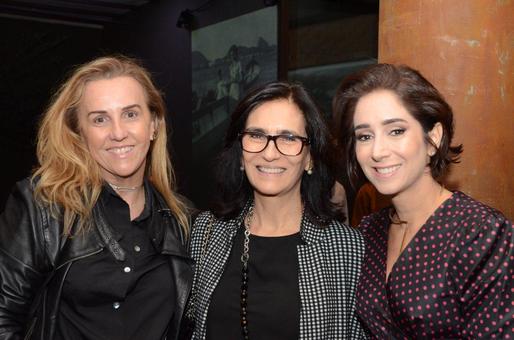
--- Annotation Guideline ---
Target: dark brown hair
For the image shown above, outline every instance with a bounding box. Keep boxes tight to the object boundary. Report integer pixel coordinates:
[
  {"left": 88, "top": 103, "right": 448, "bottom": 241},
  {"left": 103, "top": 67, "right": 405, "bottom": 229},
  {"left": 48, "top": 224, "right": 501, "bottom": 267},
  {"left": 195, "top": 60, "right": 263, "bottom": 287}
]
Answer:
[
  {"left": 333, "top": 63, "right": 462, "bottom": 187},
  {"left": 213, "top": 81, "right": 341, "bottom": 225}
]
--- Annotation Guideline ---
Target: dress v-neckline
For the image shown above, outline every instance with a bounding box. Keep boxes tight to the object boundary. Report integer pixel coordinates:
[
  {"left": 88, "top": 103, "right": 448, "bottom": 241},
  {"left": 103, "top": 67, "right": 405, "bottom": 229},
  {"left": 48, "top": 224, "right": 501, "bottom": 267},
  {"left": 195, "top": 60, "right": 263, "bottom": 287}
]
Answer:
[{"left": 384, "top": 193, "right": 454, "bottom": 285}]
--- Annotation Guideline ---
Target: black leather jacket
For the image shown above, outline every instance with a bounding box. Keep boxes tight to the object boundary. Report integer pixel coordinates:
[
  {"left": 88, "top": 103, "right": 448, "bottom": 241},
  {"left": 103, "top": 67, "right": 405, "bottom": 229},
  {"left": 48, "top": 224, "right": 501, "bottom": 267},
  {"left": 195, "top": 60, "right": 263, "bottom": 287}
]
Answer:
[{"left": 0, "top": 178, "right": 193, "bottom": 340}]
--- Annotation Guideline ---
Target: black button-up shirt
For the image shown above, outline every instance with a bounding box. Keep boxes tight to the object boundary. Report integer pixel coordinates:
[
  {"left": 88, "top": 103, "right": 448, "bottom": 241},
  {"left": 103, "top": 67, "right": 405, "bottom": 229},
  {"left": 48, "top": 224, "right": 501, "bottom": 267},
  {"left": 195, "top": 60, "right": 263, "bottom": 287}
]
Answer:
[{"left": 56, "top": 182, "right": 175, "bottom": 340}]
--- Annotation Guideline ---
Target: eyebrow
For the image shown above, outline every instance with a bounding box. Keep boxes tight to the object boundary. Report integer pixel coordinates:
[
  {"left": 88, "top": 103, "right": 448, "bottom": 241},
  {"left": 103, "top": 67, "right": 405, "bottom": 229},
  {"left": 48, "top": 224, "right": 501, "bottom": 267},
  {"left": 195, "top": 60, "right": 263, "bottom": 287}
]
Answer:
[
  {"left": 354, "top": 118, "right": 408, "bottom": 131},
  {"left": 245, "top": 127, "right": 302, "bottom": 135},
  {"left": 87, "top": 104, "right": 141, "bottom": 116}
]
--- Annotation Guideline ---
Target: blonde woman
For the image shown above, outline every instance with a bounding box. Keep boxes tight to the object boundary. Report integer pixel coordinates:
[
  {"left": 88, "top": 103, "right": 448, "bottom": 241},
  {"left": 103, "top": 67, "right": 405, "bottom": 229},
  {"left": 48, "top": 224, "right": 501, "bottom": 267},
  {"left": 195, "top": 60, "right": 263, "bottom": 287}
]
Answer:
[{"left": 0, "top": 56, "right": 192, "bottom": 340}]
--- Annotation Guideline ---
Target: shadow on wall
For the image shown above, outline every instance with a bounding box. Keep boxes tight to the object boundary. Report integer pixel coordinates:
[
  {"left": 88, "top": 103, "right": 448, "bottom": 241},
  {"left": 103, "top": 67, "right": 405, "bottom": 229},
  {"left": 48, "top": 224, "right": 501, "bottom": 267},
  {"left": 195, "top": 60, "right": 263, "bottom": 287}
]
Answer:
[{"left": 0, "top": 18, "right": 102, "bottom": 210}]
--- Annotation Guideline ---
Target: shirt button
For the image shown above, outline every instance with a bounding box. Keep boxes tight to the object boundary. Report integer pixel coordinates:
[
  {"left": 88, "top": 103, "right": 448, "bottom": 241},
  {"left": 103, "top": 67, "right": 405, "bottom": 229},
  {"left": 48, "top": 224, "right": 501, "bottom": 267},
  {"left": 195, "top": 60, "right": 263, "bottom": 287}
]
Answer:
[
  {"left": 123, "top": 266, "right": 131, "bottom": 273},
  {"left": 113, "top": 302, "right": 120, "bottom": 309},
  {"left": 134, "top": 245, "right": 141, "bottom": 252}
]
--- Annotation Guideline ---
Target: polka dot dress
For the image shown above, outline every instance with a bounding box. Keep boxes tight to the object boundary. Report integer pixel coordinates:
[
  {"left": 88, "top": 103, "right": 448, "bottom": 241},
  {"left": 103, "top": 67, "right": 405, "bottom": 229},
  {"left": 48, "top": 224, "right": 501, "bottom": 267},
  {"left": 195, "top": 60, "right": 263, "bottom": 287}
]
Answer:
[{"left": 356, "top": 191, "right": 514, "bottom": 339}]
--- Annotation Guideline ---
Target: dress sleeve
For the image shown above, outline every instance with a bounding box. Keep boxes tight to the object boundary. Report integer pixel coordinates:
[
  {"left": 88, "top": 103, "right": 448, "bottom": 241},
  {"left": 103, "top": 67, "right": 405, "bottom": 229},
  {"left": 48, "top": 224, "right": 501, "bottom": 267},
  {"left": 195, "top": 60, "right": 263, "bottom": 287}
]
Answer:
[
  {"left": 449, "top": 211, "right": 514, "bottom": 338},
  {"left": 0, "top": 182, "right": 49, "bottom": 339}
]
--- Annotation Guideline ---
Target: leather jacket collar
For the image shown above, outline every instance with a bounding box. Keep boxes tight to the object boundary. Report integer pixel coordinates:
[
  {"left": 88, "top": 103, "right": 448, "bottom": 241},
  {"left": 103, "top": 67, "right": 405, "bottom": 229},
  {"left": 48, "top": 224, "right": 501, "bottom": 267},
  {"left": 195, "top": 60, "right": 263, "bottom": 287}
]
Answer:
[{"left": 55, "top": 184, "right": 190, "bottom": 269}]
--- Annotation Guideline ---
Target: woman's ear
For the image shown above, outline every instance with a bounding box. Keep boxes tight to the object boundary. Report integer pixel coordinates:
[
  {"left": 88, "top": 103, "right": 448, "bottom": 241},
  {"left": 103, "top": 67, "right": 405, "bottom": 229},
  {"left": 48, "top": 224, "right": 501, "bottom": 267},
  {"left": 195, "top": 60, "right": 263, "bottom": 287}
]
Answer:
[
  {"left": 428, "top": 122, "right": 443, "bottom": 157},
  {"left": 427, "top": 122, "right": 443, "bottom": 155},
  {"left": 305, "top": 156, "right": 313, "bottom": 175},
  {"left": 150, "top": 115, "right": 160, "bottom": 141}
]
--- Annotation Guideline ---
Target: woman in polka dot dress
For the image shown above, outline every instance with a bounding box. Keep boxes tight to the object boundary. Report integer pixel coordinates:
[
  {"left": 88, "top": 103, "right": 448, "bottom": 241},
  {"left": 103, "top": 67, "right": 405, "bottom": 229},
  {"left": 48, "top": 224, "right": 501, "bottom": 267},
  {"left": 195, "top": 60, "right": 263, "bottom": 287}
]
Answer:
[{"left": 333, "top": 63, "right": 513, "bottom": 339}]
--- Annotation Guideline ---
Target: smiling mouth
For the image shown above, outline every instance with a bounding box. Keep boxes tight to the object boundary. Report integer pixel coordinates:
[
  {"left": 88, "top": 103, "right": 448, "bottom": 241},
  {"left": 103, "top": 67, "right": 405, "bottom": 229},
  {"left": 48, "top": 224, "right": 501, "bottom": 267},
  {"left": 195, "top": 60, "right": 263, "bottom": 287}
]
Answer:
[
  {"left": 108, "top": 146, "right": 134, "bottom": 155},
  {"left": 257, "top": 166, "right": 285, "bottom": 174},
  {"left": 374, "top": 165, "right": 401, "bottom": 175}
]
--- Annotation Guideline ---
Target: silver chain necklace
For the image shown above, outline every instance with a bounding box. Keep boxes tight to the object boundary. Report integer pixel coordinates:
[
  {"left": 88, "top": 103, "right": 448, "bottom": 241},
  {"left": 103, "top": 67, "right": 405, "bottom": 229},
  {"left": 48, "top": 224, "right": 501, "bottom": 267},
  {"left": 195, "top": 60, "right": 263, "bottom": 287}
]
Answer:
[
  {"left": 107, "top": 182, "right": 142, "bottom": 192},
  {"left": 240, "top": 204, "right": 303, "bottom": 339},
  {"left": 240, "top": 205, "right": 253, "bottom": 339}
]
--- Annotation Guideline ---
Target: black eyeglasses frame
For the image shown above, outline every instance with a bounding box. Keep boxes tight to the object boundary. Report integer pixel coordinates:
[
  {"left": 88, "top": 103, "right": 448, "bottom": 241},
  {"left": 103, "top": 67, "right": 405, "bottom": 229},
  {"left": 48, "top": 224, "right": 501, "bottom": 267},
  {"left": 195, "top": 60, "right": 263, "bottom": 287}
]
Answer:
[{"left": 238, "top": 130, "right": 310, "bottom": 156}]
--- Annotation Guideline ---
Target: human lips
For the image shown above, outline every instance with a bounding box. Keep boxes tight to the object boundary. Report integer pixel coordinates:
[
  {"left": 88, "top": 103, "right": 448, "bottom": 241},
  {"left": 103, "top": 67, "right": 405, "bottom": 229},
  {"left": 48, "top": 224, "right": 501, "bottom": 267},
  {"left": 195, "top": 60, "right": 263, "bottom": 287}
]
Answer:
[
  {"left": 256, "top": 166, "right": 285, "bottom": 174},
  {"left": 107, "top": 145, "right": 134, "bottom": 156},
  {"left": 373, "top": 165, "right": 401, "bottom": 176}
]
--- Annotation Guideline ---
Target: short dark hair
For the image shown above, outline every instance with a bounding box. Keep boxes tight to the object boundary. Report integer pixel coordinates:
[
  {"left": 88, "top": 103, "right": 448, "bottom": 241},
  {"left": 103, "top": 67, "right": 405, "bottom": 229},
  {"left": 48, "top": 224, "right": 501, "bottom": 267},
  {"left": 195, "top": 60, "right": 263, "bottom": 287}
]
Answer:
[
  {"left": 333, "top": 63, "right": 463, "bottom": 188},
  {"left": 213, "top": 81, "right": 341, "bottom": 225}
]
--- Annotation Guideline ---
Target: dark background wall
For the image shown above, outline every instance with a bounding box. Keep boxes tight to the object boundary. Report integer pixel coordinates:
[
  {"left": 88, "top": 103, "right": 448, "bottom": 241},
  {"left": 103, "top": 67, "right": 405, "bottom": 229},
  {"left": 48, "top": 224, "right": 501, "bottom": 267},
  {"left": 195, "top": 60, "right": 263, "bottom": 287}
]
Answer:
[
  {"left": 101, "top": 0, "right": 269, "bottom": 205},
  {"left": 0, "top": 17, "right": 102, "bottom": 210},
  {"left": 0, "top": 0, "right": 378, "bottom": 214},
  {"left": 0, "top": 0, "right": 268, "bottom": 210}
]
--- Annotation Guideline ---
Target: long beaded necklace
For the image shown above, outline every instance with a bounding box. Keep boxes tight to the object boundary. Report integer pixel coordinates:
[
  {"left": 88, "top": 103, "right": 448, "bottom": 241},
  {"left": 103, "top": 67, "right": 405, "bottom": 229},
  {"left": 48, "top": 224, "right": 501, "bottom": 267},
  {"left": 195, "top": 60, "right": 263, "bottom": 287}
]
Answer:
[
  {"left": 240, "top": 205, "right": 253, "bottom": 340},
  {"left": 240, "top": 204, "right": 303, "bottom": 340}
]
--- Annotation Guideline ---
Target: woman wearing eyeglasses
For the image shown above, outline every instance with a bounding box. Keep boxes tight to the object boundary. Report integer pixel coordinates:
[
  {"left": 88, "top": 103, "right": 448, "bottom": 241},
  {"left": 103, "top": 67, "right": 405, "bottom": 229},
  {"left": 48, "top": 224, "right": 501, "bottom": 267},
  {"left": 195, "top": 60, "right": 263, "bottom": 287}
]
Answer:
[{"left": 187, "top": 81, "right": 366, "bottom": 340}]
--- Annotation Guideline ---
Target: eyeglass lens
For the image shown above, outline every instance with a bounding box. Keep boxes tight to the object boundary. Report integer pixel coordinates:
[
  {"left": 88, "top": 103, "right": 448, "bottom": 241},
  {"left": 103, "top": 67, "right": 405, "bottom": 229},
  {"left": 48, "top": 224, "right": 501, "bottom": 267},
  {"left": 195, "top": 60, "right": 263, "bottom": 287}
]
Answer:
[{"left": 241, "top": 133, "right": 305, "bottom": 156}]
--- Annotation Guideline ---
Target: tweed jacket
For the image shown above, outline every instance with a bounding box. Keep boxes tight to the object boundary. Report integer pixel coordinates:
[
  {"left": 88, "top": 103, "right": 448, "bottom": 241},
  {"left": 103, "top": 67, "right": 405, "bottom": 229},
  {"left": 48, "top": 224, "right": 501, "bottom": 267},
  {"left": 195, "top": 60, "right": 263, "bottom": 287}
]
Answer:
[{"left": 189, "top": 207, "right": 367, "bottom": 340}]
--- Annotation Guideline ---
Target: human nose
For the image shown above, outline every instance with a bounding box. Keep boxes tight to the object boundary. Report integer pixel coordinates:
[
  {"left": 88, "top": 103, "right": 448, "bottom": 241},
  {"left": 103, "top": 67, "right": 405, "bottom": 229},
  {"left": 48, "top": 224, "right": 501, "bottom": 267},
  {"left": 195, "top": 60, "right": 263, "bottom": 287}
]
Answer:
[
  {"left": 261, "top": 136, "right": 281, "bottom": 160},
  {"left": 109, "top": 118, "right": 128, "bottom": 141},
  {"left": 370, "top": 135, "right": 390, "bottom": 162}
]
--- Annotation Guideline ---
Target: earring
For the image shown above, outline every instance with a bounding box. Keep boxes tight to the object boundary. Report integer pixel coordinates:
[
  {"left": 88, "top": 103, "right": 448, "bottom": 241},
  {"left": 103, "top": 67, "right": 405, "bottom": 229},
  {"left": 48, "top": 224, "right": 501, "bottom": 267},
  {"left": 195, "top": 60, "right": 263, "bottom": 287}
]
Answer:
[
  {"left": 428, "top": 149, "right": 435, "bottom": 156},
  {"left": 151, "top": 131, "right": 157, "bottom": 141},
  {"left": 240, "top": 164, "right": 244, "bottom": 171},
  {"left": 306, "top": 168, "right": 313, "bottom": 175}
]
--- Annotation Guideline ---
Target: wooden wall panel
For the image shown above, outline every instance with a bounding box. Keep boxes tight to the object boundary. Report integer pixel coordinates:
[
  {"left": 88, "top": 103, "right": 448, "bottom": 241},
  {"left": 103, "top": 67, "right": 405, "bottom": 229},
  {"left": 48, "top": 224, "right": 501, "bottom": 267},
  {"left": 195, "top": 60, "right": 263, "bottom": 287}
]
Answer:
[{"left": 379, "top": 0, "right": 513, "bottom": 219}]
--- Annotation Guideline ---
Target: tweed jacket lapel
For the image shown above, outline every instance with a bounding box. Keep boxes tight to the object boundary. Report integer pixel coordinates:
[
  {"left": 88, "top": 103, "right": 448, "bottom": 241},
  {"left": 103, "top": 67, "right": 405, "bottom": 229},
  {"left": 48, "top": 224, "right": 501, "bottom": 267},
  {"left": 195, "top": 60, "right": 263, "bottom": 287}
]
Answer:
[
  {"left": 197, "top": 218, "right": 238, "bottom": 317},
  {"left": 298, "top": 217, "right": 337, "bottom": 339},
  {"left": 297, "top": 216, "right": 366, "bottom": 339},
  {"left": 191, "top": 206, "right": 250, "bottom": 339}
]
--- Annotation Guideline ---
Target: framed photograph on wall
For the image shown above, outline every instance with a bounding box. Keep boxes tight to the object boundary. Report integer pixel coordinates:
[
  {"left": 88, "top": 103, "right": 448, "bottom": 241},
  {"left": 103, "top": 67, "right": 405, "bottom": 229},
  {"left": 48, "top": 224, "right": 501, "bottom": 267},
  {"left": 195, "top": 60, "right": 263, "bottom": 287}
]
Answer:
[
  {"left": 288, "top": 58, "right": 377, "bottom": 116},
  {"left": 191, "top": 5, "right": 278, "bottom": 207}
]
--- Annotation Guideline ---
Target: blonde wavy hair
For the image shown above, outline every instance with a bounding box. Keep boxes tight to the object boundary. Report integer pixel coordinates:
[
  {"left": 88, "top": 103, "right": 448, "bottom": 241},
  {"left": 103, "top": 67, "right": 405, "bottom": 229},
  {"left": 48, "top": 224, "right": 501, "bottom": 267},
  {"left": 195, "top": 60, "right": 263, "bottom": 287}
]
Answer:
[{"left": 33, "top": 55, "right": 189, "bottom": 236}]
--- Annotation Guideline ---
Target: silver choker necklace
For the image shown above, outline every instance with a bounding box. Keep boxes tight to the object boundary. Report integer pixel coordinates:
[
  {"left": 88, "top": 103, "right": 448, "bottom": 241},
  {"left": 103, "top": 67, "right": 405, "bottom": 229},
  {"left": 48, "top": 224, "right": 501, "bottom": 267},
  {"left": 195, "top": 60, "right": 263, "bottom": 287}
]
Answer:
[{"left": 107, "top": 182, "right": 142, "bottom": 192}]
